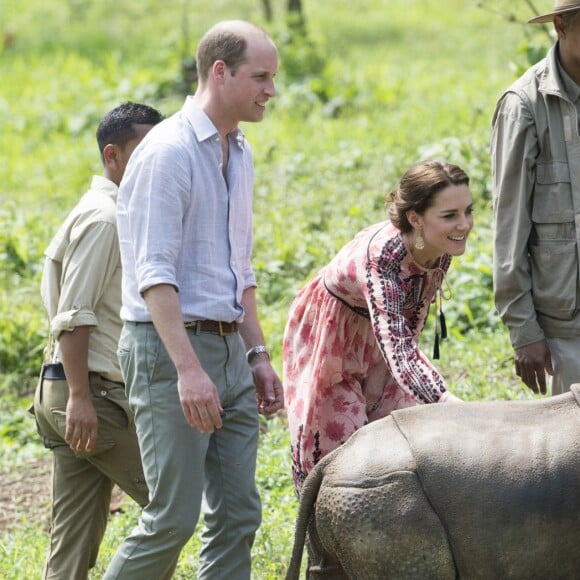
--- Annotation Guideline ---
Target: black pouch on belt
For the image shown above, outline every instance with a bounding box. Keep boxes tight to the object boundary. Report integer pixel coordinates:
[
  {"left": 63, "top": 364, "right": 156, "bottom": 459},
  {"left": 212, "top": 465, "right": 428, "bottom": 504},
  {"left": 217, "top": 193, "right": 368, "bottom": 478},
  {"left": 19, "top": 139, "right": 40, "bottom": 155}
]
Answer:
[{"left": 41, "top": 362, "right": 66, "bottom": 380}]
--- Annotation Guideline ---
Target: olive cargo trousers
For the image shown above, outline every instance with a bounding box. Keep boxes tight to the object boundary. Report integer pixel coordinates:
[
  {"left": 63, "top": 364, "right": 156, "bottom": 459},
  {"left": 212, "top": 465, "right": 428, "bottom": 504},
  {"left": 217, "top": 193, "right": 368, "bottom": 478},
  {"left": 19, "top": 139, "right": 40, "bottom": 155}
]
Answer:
[{"left": 33, "top": 370, "right": 149, "bottom": 580}]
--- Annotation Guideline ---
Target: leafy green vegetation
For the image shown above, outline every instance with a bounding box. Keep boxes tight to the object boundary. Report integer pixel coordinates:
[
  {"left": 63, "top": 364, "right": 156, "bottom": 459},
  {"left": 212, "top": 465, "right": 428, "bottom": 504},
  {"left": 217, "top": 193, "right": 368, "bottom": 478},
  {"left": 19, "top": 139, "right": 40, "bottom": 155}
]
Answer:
[{"left": 0, "top": 0, "right": 551, "bottom": 577}]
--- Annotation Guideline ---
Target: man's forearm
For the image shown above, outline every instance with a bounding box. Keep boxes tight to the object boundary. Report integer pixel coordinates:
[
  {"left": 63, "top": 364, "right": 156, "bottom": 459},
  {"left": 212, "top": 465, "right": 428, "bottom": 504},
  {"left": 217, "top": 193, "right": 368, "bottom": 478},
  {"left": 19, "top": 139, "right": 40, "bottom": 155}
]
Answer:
[
  {"left": 239, "top": 286, "right": 266, "bottom": 348},
  {"left": 143, "top": 284, "right": 204, "bottom": 373},
  {"left": 58, "top": 326, "right": 91, "bottom": 396}
]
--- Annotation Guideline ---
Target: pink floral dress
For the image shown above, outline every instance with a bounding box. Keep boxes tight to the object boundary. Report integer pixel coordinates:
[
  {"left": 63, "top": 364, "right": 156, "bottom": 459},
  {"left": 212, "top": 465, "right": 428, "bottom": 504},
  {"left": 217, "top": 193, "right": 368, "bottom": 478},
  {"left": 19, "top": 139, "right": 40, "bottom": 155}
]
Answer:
[{"left": 283, "top": 221, "right": 451, "bottom": 492}]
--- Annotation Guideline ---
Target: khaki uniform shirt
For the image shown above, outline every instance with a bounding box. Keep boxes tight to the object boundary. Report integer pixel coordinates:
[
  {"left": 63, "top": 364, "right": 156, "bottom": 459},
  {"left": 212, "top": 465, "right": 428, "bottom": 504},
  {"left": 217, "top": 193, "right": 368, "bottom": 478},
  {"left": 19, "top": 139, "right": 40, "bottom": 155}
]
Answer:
[
  {"left": 492, "top": 42, "right": 580, "bottom": 348},
  {"left": 41, "top": 176, "right": 123, "bottom": 382}
]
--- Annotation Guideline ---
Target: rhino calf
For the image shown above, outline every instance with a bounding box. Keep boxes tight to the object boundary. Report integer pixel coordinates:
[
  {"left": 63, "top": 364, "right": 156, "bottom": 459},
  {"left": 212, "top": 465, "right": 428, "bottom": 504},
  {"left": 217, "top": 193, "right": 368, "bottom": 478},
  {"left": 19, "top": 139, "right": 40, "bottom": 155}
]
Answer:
[{"left": 286, "top": 385, "right": 580, "bottom": 579}]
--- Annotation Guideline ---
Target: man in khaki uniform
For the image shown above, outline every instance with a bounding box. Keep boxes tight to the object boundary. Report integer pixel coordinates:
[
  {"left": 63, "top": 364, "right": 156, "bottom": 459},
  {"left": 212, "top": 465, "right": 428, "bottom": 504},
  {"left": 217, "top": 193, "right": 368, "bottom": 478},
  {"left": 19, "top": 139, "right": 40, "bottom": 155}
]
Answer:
[
  {"left": 492, "top": 1, "right": 580, "bottom": 396},
  {"left": 33, "top": 102, "right": 162, "bottom": 579}
]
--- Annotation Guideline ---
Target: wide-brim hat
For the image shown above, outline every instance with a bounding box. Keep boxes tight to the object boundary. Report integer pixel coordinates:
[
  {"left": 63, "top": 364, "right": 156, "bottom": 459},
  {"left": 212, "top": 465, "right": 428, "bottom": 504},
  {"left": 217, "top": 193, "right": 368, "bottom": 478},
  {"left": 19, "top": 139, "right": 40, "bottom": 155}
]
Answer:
[{"left": 529, "top": 1, "right": 580, "bottom": 23}]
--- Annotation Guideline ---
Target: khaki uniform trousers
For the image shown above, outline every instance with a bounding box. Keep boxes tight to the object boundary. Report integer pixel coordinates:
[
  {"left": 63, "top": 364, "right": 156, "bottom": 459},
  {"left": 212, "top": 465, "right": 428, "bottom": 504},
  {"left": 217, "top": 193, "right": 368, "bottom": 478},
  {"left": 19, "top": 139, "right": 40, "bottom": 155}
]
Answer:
[{"left": 33, "top": 370, "right": 149, "bottom": 580}]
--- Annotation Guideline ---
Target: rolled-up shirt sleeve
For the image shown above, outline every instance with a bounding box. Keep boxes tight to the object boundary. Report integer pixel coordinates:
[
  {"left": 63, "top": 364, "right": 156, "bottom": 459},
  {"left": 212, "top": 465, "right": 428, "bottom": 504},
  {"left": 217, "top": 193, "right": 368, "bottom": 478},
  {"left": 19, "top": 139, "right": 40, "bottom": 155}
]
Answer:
[
  {"left": 242, "top": 217, "right": 257, "bottom": 290},
  {"left": 46, "top": 220, "right": 119, "bottom": 338}
]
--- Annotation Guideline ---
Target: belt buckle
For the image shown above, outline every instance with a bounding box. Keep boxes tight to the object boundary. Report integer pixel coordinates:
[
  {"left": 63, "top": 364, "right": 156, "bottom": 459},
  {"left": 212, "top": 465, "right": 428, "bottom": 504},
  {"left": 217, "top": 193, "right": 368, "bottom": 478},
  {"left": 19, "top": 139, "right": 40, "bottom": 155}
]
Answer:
[{"left": 218, "top": 321, "right": 226, "bottom": 336}]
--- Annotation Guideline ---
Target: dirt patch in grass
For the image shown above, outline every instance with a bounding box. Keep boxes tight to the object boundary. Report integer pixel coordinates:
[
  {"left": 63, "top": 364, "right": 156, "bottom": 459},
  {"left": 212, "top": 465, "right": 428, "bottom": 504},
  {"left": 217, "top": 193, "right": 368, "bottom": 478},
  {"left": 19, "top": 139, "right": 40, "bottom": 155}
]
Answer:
[
  {"left": 0, "top": 456, "right": 127, "bottom": 535},
  {"left": 0, "top": 456, "right": 52, "bottom": 534}
]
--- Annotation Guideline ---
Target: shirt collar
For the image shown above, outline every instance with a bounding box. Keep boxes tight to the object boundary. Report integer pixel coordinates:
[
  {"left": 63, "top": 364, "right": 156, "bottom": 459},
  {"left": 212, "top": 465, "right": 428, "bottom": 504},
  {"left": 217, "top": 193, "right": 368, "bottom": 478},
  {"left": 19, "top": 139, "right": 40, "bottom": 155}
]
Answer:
[
  {"left": 556, "top": 52, "right": 580, "bottom": 104},
  {"left": 182, "top": 96, "right": 246, "bottom": 149},
  {"left": 90, "top": 175, "right": 118, "bottom": 200},
  {"left": 540, "top": 42, "right": 580, "bottom": 102}
]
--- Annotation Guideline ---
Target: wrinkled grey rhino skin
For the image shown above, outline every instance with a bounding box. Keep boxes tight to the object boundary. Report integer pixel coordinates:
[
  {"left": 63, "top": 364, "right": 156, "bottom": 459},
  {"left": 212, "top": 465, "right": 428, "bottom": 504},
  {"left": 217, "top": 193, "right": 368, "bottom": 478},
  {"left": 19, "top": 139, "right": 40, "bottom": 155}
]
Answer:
[{"left": 286, "top": 385, "right": 580, "bottom": 579}]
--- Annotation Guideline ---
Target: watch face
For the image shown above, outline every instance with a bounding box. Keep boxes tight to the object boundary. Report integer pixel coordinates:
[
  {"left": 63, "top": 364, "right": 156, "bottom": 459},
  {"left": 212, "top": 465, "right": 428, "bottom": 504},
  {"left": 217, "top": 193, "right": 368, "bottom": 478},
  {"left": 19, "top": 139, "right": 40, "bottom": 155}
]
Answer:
[{"left": 247, "top": 345, "right": 269, "bottom": 362}]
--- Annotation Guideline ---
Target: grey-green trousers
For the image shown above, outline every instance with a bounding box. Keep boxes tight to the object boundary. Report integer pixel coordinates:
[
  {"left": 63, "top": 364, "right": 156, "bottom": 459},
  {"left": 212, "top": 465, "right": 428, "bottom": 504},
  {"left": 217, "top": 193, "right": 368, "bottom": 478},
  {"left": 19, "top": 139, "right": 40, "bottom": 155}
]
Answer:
[{"left": 103, "top": 321, "right": 261, "bottom": 580}]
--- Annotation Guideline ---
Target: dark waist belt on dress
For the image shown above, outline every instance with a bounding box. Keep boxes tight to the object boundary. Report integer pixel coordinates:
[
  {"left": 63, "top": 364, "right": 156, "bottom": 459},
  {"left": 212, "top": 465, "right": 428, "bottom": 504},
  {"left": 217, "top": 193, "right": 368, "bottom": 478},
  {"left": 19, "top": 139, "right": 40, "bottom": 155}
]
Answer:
[
  {"left": 184, "top": 320, "right": 239, "bottom": 336},
  {"left": 323, "top": 278, "right": 370, "bottom": 319}
]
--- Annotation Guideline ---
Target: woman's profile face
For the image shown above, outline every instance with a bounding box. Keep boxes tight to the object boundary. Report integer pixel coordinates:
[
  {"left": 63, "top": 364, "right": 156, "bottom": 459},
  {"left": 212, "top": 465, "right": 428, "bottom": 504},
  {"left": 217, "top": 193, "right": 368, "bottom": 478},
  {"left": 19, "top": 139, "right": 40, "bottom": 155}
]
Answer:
[{"left": 410, "top": 184, "right": 474, "bottom": 264}]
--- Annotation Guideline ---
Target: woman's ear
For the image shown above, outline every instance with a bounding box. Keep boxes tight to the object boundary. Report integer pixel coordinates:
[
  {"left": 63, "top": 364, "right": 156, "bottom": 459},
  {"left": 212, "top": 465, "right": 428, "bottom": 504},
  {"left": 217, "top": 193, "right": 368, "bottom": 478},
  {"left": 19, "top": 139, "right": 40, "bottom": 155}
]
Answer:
[{"left": 406, "top": 210, "right": 422, "bottom": 230}]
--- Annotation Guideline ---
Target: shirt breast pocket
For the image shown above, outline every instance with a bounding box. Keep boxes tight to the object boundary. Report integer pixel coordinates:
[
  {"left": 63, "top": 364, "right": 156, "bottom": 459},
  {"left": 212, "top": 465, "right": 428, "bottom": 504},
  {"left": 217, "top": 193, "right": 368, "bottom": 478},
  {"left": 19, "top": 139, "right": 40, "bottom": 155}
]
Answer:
[
  {"left": 532, "top": 161, "right": 573, "bottom": 223},
  {"left": 530, "top": 241, "right": 578, "bottom": 318}
]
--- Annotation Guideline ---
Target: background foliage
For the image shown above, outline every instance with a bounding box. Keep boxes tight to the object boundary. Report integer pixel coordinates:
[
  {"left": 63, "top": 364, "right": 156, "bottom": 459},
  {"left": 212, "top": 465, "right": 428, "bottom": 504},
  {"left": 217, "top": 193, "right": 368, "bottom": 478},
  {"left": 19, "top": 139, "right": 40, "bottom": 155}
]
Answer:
[{"left": 0, "top": 0, "right": 553, "bottom": 576}]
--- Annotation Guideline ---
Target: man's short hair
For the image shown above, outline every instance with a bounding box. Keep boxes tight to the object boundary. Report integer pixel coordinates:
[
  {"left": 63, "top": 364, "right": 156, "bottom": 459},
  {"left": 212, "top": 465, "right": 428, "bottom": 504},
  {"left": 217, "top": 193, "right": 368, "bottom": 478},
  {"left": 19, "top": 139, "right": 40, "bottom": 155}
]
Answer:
[
  {"left": 196, "top": 21, "right": 272, "bottom": 82},
  {"left": 96, "top": 102, "right": 163, "bottom": 157}
]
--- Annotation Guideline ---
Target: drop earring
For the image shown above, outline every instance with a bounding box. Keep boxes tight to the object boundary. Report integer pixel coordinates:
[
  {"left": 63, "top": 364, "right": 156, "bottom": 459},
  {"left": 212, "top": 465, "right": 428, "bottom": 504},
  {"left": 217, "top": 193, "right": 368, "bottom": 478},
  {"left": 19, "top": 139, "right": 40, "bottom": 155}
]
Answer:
[{"left": 415, "top": 229, "right": 425, "bottom": 250}]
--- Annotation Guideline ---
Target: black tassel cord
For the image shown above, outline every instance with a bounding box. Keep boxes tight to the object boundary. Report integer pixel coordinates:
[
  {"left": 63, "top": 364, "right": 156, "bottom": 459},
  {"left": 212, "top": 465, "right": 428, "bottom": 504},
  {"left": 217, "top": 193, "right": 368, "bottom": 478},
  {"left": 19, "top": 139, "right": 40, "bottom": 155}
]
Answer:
[{"left": 433, "top": 287, "right": 448, "bottom": 360}]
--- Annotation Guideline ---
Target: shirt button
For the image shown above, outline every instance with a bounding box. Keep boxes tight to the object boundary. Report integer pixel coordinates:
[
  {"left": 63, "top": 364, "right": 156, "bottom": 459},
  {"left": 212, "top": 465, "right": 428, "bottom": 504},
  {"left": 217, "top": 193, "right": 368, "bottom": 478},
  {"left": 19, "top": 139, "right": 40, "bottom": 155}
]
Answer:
[{"left": 100, "top": 390, "right": 107, "bottom": 397}]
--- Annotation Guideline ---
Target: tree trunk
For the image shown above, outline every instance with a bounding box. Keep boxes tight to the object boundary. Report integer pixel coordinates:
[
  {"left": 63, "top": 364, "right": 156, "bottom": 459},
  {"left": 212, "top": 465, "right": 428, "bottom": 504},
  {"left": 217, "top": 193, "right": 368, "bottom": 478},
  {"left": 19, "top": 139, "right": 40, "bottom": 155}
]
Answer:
[
  {"left": 261, "top": 0, "right": 273, "bottom": 22},
  {"left": 287, "top": 0, "right": 305, "bottom": 30},
  {"left": 287, "top": 0, "right": 302, "bottom": 13}
]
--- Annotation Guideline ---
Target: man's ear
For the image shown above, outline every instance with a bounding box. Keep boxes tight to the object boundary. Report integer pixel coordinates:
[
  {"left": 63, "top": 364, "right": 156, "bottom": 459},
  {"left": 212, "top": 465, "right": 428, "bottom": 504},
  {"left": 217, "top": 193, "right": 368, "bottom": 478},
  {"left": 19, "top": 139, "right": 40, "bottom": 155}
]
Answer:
[
  {"left": 212, "top": 60, "right": 227, "bottom": 83},
  {"left": 102, "top": 143, "right": 119, "bottom": 169},
  {"left": 554, "top": 15, "right": 566, "bottom": 38}
]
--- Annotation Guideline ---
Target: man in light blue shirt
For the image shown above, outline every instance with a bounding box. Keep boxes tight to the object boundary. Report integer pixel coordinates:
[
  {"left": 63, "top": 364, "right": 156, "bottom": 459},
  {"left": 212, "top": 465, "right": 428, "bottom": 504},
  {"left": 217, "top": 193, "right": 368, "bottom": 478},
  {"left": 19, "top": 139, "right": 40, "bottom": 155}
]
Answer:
[{"left": 104, "top": 20, "right": 283, "bottom": 580}]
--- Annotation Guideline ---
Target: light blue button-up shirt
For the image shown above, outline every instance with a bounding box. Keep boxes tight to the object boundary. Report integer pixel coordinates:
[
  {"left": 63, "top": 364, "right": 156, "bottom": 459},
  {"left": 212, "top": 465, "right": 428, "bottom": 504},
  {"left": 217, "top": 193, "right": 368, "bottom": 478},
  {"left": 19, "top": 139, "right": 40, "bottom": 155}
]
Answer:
[{"left": 118, "top": 97, "right": 256, "bottom": 323}]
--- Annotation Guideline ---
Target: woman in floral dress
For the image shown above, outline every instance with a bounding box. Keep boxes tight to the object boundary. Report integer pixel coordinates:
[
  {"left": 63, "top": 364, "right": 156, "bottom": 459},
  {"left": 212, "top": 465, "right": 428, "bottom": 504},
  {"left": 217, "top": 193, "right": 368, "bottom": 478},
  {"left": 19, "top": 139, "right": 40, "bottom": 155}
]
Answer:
[{"left": 283, "top": 160, "right": 473, "bottom": 493}]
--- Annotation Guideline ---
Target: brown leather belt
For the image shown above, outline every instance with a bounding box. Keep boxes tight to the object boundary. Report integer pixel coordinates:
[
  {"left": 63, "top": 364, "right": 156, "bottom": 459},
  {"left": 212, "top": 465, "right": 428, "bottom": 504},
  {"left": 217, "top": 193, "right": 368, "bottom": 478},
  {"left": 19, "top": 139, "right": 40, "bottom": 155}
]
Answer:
[{"left": 184, "top": 320, "right": 239, "bottom": 336}]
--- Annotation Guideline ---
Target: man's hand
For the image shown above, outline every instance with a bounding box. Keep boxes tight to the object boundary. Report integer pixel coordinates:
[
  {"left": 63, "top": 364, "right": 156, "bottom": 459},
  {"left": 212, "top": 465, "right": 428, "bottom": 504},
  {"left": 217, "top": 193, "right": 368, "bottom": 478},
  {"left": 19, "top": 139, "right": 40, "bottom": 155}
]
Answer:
[
  {"left": 177, "top": 367, "right": 223, "bottom": 433},
  {"left": 65, "top": 393, "right": 98, "bottom": 452},
  {"left": 515, "top": 340, "right": 553, "bottom": 395},
  {"left": 143, "top": 284, "right": 224, "bottom": 433},
  {"left": 238, "top": 287, "right": 284, "bottom": 415},
  {"left": 59, "top": 326, "right": 96, "bottom": 452},
  {"left": 250, "top": 357, "right": 284, "bottom": 416}
]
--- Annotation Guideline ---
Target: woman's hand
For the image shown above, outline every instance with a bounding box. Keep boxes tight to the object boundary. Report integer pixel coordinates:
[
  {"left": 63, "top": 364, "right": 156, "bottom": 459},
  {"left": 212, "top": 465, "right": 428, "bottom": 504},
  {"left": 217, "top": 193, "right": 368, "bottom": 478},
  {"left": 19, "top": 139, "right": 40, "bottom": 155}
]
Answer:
[
  {"left": 362, "top": 361, "right": 388, "bottom": 411},
  {"left": 441, "top": 392, "right": 463, "bottom": 403}
]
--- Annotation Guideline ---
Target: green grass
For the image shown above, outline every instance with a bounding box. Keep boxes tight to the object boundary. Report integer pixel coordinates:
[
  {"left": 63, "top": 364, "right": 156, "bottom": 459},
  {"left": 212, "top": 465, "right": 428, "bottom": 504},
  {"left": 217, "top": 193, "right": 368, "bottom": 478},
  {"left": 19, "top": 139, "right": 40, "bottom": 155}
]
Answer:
[{"left": 0, "top": 0, "right": 549, "bottom": 577}]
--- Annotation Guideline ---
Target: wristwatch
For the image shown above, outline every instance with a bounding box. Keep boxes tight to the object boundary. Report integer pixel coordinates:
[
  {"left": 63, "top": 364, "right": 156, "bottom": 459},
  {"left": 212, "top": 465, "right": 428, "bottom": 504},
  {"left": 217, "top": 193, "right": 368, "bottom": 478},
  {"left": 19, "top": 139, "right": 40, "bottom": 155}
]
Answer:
[{"left": 246, "top": 344, "right": 269, "bottom": 363}]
